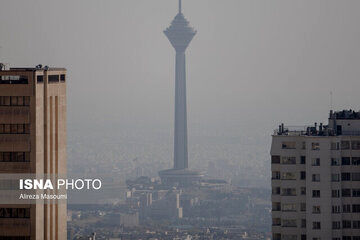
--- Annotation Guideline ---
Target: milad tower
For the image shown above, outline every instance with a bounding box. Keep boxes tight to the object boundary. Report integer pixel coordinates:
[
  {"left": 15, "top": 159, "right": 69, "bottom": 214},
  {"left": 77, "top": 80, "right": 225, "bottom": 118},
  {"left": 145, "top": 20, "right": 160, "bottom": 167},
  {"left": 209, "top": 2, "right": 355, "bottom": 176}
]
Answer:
[{"left": 159, "top": 0, "right": 204, "bottom": 186}]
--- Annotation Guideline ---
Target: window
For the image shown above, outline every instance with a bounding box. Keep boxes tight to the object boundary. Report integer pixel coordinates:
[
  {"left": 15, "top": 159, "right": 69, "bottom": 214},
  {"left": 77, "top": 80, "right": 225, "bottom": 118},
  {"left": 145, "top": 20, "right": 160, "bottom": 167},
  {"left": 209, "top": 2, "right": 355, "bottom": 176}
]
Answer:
[
  {"left": 312, "top": 143, "right": 320, "bottom": 150},
  {"left": 352, "top": 173, "right": 360, "bottom": 181},
  {"left": 342, "top": 237, "right": 351, "bottom": 240},
  {"left": 312, "top": 190, "right": 320, "bottom": 198},
  {"left": 312, "top": 158, "right": 320, "bottom": 166},
  {"left": 332, "top": 205, "right": 340, "bottom": 213},
  {"left": 341, "top": 173, "right": 351, "bottom": 181},
  {"left": 301, "top": 187, "right": 306, "bottom": 195},
  {"left": 331, "top": 142, "right": 340, "bottom": 150},
  {"left": 353, "top": 157, "right": 360, "bottom": 165},
  {"left": 4, "top": 125, "right": 10, "bottom": 133},
  {"left": 0, "top": 124, "right": 30, "bottom": 134},
  {"left": 282, "top": 142, "right": 296, "bottom": 149},
  {"left": 313, "top": 221, "right": 321, "bottom": 229},
  {"left": 282, "top": 188, "right": 296, "bottom": 196},
  {"left": 331, "top": 174, "right": 340, "bottom": 182},
  {"left": 332, "top": 190, "right": 340, "bottom": 198},
  {"left": 281, "top": 156, "right": 296, "bottom": 164},
  {"left": 17, "top": 96, "right": 23, "bottom": 106},
  {"left": 332, "top": 221, "right": 341, "bottom": 229},
  {"left": 48, "top": 75, "right": 59, "bottom": 83},
  {"left": 283, "top": 235, "right": 297, "bottom": 240},
  {"left": 342, "top": 220, "right": 351, "bottom": 229},
  {"left": 10, "top": 124, "right": 17, "bottom": 134},
  {"left": 1, "top": 96, "right": 10, "bottom": 106},
  {"left": 302, "top": 142, "right": 306, "bottom": 150},
  {"left": 312, "top": 206, "right": 321, "bottom": 214},
  {"left": 342, "top": 157, "right": 351, "bottom": 165},
  {"left": 282, "top": 203, "right": 297, "bottom": 212},
  {"left": 60, "top": 74, "right": 66, "bottom": 82},
  {"left": 271, "top": 155, "right": 280, "bottom": 164},
  {"left": 353, "top": 221, "right": 360, "bottom": 229},
  {"left": 331, "top": 158, "right": 340, "bottom": 166},
  {"left": 352, "top": 141, "right": 360, "bottom": 150},
  {"left": 341, "top": 141, "right": 350, "bottom": 150},
  {"left": 272, "top": 187, "right": 280, "bottom": 195},
  {"left": 312, "top": 174, "right": 320, "bottom": 182},
  {"left": 0, "top": 152, "right": 30, "bottom": 162},
  {"left": 272, "top": 218, "right": 281, "bottom": 226},
  {"left": 282, "top": 219, "right": 297, "bottom": 227},
  {"left": 272, "top": 202, "right": 281, "bottom": 211},
  {"left": 0, "top": 208, "right": 30, "bottom": 218},
  {"left": 342, "top": 189, "right": 351, "bottom": 197},
  {"left": 300, "top": 156, "right": 306, "bottom": 164},
  {"left": 301, "top": 219, "right": 306, "bottom": 228},
  {"left": 343, "top": 204, "right": 351, "bottom": 213},
  {"left": 353, "top": 204, "right": 360, "bottom": 213},
  {"left": 300, "top": 203, "right": 306, "bottom": 212},
  {"left": 273, "top": 233, "right": 281, "bottom": 240},
  {"left": 10, "top": 96, "right": 17, "bottom": 106},
  {"left": 353, "top": 189, "right": 360, "bottom": 197},
  {"left": 37, "top": 75, "right": 43, "bottom": 83},
  {"left": 282, "top": 172, "right": 296, "bottom": 180},
  {"left": 0, "top": 96, "right": 30, "bottom": 106},
  {"left": 300, "top": 171, "right": 306, "bottom": 180},
  {"left": 272, "top": 171, "right": 280, "bottom": 180},
  {"left": 0, "top": 75, "right": 28, "bottom": 84}
]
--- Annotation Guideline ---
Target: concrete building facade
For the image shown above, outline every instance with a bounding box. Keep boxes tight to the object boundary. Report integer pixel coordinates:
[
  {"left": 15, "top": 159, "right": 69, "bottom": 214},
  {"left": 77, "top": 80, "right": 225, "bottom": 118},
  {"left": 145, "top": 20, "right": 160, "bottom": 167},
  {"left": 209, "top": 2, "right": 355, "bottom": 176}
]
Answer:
[
  {"left": 0, "top": 66, "right": 67, "bottom": 240},
  {"left": 271, "top": 110, "right": 360, "bottom": 240}
]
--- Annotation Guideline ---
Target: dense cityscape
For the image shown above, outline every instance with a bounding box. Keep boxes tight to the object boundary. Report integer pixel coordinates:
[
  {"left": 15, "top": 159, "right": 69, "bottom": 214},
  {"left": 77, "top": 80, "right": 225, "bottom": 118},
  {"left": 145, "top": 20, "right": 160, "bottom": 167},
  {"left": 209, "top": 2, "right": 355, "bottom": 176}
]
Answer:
[
  {"left": 1, "top": 0, "right": 360, "bottom": 239},
  {"left": 67, "top": 1, "right": 271, "bottom": 239}
]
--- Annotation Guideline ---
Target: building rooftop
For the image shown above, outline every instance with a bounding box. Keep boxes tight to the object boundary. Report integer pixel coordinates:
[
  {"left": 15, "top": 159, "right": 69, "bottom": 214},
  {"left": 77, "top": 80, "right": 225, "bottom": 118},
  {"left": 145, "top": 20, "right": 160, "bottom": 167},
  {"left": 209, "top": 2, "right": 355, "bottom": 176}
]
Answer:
[
  {"left": 8, "top": 67, "right": 66, "bottom": 72},
  {"left": 275, "top": 110, "right": 360, "bottom": 137},
  {"left": 0, "top": 63, "right": 66, "bottom": 72},
  {"left": 329, "top": 109, "right": 360, "bottom": 120}
]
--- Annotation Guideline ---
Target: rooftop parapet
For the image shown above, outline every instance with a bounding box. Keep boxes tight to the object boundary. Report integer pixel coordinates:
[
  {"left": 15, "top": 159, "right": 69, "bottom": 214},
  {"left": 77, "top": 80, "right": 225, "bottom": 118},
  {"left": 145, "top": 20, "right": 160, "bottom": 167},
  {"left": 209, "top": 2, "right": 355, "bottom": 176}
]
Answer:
[
  {"left": 275, "top": 123, "right": 334, "bottom": 136},
  {"left": 329, "top": 109, "right": 360, "bottom": 120}
]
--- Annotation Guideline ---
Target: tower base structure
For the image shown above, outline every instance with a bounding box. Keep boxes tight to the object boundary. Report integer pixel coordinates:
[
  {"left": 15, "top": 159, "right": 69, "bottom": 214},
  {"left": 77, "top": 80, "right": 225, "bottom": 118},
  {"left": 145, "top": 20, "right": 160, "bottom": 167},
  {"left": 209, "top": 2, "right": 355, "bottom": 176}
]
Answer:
[{"left": 159, "top": 168, "right": 204, "bottom": 187}]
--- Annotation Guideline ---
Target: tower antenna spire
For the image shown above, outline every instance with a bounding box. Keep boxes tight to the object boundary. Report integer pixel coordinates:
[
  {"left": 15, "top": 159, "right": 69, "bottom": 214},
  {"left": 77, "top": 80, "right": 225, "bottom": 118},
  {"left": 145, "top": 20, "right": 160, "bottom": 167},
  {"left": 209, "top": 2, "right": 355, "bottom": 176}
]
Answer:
[{"left": 179, "top": 0, "right": 182, "bottom": 13}]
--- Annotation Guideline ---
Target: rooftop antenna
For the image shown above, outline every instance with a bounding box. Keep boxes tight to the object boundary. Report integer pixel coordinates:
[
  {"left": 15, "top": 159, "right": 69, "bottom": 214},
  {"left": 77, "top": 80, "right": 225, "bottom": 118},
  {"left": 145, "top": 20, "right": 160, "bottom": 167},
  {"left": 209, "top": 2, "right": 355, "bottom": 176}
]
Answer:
[
  {"left": 179, "top": 0, "right": 182, "bottom": 13},
  {"left": 330, "top": 91, "right": 333, "bottom": 111},
  {"left": 0, "top": 46, "right": 9, "bottom": 71}
]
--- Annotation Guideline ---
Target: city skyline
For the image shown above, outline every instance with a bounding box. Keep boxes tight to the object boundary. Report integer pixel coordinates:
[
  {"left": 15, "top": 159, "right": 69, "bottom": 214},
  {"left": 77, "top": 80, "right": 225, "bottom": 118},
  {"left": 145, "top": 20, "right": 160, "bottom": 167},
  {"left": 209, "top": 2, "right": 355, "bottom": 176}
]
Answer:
[
  {"left": 1, "top": 1, "right": 360, "bottom": 239},
  {"left": 0, "top": 0, "right": 359, "bottom": 189}
]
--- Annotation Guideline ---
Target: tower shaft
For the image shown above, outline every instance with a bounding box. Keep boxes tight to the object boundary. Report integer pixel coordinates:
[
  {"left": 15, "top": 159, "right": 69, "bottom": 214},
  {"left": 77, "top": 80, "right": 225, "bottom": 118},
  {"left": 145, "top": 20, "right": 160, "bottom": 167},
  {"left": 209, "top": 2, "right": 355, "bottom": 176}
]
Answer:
[{"left": 174, "top": 51, "right": 188, "bottom": 169}]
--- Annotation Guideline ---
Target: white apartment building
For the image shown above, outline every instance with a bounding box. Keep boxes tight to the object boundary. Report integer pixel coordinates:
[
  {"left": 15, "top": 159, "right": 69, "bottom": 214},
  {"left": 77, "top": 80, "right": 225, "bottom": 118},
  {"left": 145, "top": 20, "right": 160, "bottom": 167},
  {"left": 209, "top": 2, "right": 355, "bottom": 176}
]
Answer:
[{"left": 271, "top": 110, "right": 360, "bottom": 240}]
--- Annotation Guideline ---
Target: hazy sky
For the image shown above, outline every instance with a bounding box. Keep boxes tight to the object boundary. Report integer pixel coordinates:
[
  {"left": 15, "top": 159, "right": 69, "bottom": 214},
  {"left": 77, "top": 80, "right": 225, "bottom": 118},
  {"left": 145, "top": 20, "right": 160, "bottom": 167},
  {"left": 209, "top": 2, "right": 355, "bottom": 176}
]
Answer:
[{"left": 1, "top": 0, "right": 360, "bottom": 134}]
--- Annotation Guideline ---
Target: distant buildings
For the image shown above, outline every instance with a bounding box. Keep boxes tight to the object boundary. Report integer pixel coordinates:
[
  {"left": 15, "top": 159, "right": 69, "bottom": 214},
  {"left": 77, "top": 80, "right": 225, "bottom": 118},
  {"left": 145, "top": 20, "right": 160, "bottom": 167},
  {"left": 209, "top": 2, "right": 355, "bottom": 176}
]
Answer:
[
  {"left": 120, "top": 212, "right": 139, "bottom": 227},
  {"left": 0, "top": 65, "right": 67, "bottom": 239},
  {"left": 271, "top": 110, "right": 360, "bottom": 240},
  {"left": 125, "top": 181, "right": 183, "bottom": 222}
]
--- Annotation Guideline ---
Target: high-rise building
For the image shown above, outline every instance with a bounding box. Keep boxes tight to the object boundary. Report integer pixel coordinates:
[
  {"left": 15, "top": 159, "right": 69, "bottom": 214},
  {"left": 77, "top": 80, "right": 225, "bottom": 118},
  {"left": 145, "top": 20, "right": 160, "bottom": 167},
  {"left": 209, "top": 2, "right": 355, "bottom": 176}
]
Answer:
[
  {"left": 159, "top": 0, "right": 203, "bottom": 186},
  {"left": 271, "top": 110, "right": 360, "bottom": 240},
  {"left": 0, "top": 65, "right": 67, "bottom": 239}
]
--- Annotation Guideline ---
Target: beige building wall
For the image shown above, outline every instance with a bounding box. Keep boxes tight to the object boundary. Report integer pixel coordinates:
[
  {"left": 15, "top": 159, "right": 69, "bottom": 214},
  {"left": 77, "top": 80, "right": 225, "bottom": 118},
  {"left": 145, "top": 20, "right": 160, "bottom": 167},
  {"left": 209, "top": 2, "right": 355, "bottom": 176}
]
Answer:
[{"left": 0, "top": 67, "right": 67, "bottom": 240}]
